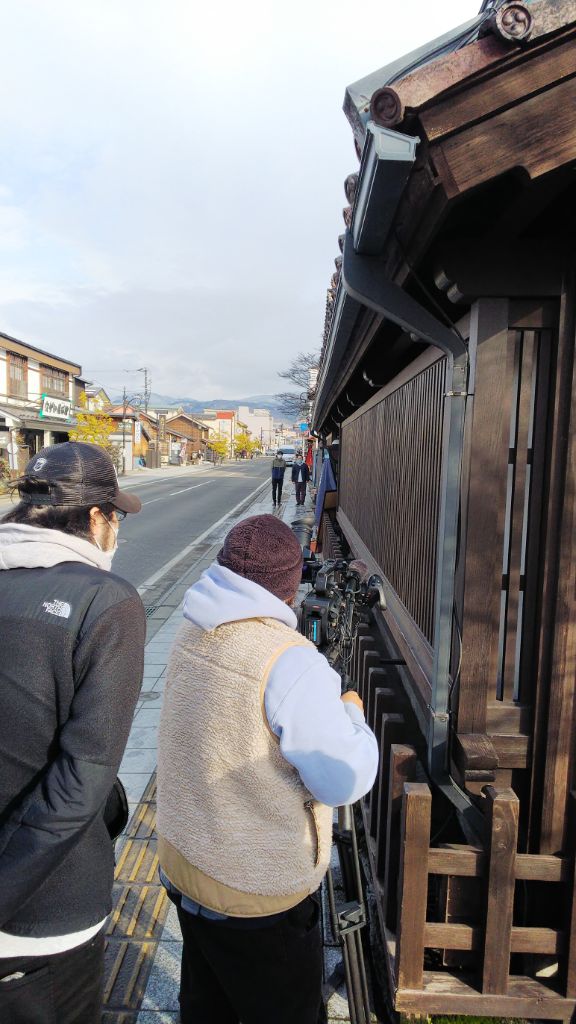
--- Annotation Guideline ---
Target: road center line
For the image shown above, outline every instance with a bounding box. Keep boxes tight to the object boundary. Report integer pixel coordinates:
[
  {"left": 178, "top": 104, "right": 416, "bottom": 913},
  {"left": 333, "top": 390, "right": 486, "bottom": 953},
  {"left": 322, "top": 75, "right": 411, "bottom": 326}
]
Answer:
[{"left": 168, "top": 483, "right": 211, "bottom": 496}]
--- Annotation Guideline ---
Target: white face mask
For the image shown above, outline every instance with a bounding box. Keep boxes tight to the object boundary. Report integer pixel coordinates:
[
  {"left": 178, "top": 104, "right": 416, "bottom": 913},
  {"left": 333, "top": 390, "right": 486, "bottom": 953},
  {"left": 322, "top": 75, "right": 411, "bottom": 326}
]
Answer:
[{"left": 93, "top": 511, "right": 119, "bottom": 562}]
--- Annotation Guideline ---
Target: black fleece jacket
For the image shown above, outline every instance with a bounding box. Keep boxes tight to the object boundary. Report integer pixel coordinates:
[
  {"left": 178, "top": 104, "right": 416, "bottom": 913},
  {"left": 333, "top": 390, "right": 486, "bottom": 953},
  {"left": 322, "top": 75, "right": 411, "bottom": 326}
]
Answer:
[{"left": 0, "top": 561, "right": 145, "bottom": 937}]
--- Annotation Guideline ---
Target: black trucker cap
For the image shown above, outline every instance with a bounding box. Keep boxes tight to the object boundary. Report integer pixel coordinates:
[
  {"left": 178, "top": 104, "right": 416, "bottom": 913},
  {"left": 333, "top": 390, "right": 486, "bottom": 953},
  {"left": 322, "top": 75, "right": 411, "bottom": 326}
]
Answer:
[{"left": 20, "top": 441, "right": 141, "bottom": 513}]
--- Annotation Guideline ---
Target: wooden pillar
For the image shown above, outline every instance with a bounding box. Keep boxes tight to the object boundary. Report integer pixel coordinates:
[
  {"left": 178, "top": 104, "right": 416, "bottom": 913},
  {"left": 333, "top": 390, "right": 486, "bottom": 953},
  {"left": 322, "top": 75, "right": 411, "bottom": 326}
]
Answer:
[
  {"left": 396, "top": 782, "right": 432, "bottom": 991},
  {"left": 563, "top": 791, "right": 576, "bottom": 997},
  {"left": 457, "top": 298, "right": 510, "bottom": 735},
  {"left": 381, "top": 744, "right": 418, "bottom": 922},
  {"left": 482, "top": 786, "right": 519, "bottom": 994},
  {"left": 531, "top": 268, "right": 576, "bottom": 854}
]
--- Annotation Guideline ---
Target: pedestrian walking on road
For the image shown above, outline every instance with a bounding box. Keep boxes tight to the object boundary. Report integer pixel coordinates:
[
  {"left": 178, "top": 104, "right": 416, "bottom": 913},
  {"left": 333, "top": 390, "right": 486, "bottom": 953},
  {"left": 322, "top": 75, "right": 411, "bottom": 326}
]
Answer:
[
  {"left": 292, "top": 451, "right": 310, "bottom": 505},
  {"left": 0, "top": 442, "right": 146, "bottom": 1024},
  {"left": 157, "top": 514, "right": 378, "bottom": 1024},
  {"left": 270, "top": 450, "right": 286, "bottom": 506}
]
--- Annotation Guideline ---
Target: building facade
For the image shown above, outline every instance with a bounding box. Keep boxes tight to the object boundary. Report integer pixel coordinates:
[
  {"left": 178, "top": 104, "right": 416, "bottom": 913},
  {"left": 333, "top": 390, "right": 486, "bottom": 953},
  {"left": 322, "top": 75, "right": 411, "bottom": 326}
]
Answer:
[{"left": 0, "top": 331, "right": 83, "bottom": 471}]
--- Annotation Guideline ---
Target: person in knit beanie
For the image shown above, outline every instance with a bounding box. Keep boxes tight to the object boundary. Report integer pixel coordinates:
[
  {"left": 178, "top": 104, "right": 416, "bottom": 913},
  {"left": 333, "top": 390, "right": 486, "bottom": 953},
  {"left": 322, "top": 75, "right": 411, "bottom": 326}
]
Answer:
[
  {"left": 157, "top": 512, "right": 379, "bottom": 1024},
  {"left": 216, "top": 513, "right": 303, "bottom": 601}
]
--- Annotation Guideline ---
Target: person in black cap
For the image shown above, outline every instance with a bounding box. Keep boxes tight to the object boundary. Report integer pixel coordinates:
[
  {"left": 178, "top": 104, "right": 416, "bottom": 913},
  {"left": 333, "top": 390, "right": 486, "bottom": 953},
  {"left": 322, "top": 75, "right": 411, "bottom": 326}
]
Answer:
[{"left": 0, "top": 442, "right": 145, "bottom": 1024}]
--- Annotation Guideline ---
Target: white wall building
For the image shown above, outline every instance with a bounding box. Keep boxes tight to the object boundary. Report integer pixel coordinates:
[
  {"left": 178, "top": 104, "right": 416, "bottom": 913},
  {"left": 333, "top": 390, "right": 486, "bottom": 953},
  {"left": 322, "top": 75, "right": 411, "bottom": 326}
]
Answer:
[{"left": 236, "top": 406, "right": 275, "bottom": 449}]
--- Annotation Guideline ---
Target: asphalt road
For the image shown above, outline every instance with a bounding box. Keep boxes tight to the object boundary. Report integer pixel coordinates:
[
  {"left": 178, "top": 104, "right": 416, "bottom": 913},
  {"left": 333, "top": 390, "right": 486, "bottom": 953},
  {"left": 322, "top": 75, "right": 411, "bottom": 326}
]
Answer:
[{"left": 111, "top": 461, "right": 271, "bottom": 589}]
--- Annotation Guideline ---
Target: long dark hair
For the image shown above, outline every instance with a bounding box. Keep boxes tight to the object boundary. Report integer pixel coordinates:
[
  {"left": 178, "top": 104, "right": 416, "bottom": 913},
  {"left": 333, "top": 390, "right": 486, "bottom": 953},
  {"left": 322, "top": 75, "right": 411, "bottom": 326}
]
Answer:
[{"left": 1, "top": 477, "right": 115, "bottom": 538}]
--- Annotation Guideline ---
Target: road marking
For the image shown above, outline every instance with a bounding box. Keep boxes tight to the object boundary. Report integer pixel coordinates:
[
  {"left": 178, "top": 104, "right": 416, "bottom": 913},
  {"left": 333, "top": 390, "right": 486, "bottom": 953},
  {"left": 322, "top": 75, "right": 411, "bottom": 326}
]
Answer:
[
  {"left": 168, "top": 482, "right": 211, "bottom": 496},
  {"left": 137, "top": 478, "right": 269, "bottom": 594}
]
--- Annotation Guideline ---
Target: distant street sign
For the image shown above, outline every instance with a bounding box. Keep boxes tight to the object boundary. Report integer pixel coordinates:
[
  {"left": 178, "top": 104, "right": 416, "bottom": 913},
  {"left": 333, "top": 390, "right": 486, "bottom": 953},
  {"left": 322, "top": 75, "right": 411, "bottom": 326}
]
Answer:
[{"left": 299, "top": 422, "right": 308, "bottom": 432}]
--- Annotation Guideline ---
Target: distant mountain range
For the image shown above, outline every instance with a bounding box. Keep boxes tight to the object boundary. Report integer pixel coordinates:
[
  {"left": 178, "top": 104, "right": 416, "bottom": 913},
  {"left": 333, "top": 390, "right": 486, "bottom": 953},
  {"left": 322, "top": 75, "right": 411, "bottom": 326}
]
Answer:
[{"left": 110, "top": 392, "right": 292, "bottom": 421}]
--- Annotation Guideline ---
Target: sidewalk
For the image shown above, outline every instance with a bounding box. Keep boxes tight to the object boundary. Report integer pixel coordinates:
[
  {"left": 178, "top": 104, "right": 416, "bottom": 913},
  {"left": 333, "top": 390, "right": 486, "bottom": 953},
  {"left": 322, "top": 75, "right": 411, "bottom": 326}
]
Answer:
[{"left": 104, "top": 483, "right": 374, "bottom": 1024}]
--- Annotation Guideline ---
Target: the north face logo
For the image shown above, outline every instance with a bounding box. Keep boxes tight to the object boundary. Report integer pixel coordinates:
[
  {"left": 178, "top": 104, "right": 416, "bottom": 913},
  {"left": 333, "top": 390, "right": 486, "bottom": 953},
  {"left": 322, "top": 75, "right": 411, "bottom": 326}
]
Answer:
[{"left": 42, "top": 600, "right": 71, "bottom": 619}]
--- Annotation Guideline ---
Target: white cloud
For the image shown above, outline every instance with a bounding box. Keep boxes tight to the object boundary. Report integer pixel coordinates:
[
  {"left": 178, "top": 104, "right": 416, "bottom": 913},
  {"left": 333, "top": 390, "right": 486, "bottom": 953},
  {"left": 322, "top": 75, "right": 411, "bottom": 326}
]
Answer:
[{"left": 0, "top": 0, "right": 480, "bottom": 397}]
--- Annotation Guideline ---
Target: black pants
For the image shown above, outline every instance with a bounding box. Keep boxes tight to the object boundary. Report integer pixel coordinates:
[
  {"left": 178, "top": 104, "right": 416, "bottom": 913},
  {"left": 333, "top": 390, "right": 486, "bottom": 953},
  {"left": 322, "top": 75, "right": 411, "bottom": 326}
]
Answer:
[
  {"left": 176, "top": 895, "right": 327, "bottom": 1024},
  {"left": 0, "top": 930, "right": 105, "bottom": 1024},
  {"left": 272, "top": 479, "right": 283, "bottom": 504},
  {"left": 295, "top": 481, "right": 307, "bottom": 505}
]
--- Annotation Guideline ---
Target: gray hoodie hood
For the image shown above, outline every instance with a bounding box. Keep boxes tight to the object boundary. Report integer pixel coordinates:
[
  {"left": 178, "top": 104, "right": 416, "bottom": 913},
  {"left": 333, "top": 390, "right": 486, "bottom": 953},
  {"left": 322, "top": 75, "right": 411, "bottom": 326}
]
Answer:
[
  {"left": 183, "top": 562, "right": 297, "bottom": 631},
  {"left": 0, "top": 523, "right": 112, "bottom": 571}
]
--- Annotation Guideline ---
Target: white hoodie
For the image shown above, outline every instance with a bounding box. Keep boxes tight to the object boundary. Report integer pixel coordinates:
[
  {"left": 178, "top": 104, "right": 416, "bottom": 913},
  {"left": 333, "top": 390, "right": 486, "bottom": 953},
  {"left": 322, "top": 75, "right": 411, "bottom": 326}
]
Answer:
[{"left": 182, "top": 563, "right": 379, "bottom": 807}]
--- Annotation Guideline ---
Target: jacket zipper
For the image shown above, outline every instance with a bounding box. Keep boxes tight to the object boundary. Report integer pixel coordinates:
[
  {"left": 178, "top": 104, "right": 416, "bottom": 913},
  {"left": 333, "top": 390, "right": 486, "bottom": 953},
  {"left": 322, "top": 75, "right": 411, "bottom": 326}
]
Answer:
[{"left": 304, "top": 800, "right": 321, "bottom": 868}]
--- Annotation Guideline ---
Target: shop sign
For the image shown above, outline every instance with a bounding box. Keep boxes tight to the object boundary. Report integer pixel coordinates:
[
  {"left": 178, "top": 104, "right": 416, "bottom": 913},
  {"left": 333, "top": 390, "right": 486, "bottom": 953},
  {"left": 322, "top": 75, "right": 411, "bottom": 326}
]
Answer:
[
  {"left": 134, "top": 421, "right": 142, "bottom": 443},
  {"left": 40, "top": 395, "right": 72, "bottom": 421},
  {"left": 158, "top": 414, "right": 166, "bottom": 441}
]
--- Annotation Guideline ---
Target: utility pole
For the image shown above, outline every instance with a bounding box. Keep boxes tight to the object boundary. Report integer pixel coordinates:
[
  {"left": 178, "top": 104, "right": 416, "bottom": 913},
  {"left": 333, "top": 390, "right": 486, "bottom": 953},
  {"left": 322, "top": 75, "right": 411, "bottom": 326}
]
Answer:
[
  {"left": 137, "top": 366, "right": 156, "bottom": 466},
  {"left": 121, "top": 386, "right": 128, "bottom": 475}
]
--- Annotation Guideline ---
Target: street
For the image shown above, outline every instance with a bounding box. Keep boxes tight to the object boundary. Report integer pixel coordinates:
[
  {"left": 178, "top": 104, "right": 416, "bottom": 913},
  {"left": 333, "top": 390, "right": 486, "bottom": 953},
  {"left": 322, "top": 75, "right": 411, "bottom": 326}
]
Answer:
[{"left": 112, "top": 460, "right": 270, "bottom": 589}]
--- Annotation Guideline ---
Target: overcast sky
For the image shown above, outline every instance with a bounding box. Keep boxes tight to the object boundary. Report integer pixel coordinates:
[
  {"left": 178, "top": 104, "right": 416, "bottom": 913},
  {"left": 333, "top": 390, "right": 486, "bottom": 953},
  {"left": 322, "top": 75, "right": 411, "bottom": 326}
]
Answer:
[{"left": 0, "top": 0, "right": 479, "bottom": 402}]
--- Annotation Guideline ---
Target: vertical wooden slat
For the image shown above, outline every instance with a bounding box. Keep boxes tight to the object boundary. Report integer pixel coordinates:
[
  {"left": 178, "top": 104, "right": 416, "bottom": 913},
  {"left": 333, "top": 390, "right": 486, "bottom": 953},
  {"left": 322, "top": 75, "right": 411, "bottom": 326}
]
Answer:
[
  {"left": 371, "top": 713, "right": 405, "bottom": 839},
  {"left": 496, "top": 329, "right": 523, "bottom": 700},
  {"left": 395, "top": 781, "right": 432, "bottom": 991},
  {"left": 362, "top": 658, "right": 385, "bottom": 712},
  {"left": 340, "top": 351, "right": 446, "bottom": 645},
  {"left": 563, "top": 792, "right": 576, "bottom": 997},
  {"left": 532, "top": 269, "right": 576, "bottom": 855},
  {"left": 380, "top": 744, "right": 418, "bottom": 919},
  {"left": 482, "top": 786, "right": 519, "bottom": 994},
  {"left": 365, "top": 687, "right": 397, "bottom": 814}
]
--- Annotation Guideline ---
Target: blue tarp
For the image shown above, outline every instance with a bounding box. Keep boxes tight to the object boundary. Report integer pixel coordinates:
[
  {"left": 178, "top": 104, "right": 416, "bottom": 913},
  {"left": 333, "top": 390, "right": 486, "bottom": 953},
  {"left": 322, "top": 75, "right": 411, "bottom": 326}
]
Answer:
[{"left": 315, "top": 457, "right": 337, "bottom": 530}]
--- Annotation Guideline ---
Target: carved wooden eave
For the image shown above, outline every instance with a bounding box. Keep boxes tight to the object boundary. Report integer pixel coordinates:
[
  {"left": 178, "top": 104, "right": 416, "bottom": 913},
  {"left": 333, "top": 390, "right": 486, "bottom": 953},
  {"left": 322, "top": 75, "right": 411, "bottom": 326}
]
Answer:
[{"left": 315, "top": 2, "right": 576, "bottom": 433}]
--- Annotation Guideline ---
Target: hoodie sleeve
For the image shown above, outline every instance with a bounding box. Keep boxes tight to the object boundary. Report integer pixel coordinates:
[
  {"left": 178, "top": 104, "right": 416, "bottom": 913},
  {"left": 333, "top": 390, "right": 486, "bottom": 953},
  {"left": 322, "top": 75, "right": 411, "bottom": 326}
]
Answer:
[{"left": 264, "top": 645, "right": 379, "bottom": 806}]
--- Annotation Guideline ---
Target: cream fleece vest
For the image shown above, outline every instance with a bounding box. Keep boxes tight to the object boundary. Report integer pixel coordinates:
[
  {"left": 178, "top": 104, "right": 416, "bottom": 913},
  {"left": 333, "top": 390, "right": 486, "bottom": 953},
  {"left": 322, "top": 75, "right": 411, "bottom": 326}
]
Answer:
[{"left": 157, "top": 616, "right": 333, "bottom": 915}]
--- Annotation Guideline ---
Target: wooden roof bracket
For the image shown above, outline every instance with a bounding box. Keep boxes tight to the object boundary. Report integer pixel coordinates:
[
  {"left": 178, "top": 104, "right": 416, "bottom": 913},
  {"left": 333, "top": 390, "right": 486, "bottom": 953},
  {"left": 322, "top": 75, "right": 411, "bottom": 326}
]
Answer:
[{"left": 342, "top": 231, "right": 484, "bottom": 836}]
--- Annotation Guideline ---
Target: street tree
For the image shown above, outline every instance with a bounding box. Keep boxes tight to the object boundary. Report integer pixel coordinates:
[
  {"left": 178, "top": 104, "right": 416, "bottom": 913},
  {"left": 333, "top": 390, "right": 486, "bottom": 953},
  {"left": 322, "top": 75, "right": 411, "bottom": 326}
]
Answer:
[
  {"left": 207, "top": 436, "right": 230, "bottom": 462},
  {"left": 234, "top": 431, "right": 260, "bottom": 457},
  {"left": 69, "top": 393, "right": 116, "bottom": 450},
  {"left": 275, "top": 350, "right": 320, "bottom": 420}
]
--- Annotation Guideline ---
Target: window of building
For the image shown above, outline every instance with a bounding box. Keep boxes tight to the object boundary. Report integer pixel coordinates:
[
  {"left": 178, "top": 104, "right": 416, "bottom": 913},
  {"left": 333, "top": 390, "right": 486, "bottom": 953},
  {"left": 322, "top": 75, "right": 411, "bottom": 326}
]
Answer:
[
  {"left": 41, "top": 365, "right": 68, "bottom": 397},
  {"left": 8, "top": 353, "right": 27, "bottom": 399}
]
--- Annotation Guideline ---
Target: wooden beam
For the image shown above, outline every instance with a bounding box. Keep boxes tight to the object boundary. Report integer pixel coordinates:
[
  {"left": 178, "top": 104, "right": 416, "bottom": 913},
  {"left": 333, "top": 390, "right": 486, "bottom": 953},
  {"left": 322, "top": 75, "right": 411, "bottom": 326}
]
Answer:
[
  {"left": 531, "top": 268, "right": 576, "bottom": 853},
  {"left": 435, "top": 240, "right": 565, "bottom": 301},
  {"left": 457, "top": 299, "right": 510, "bottom": 734},
  {"left": 396, "top": 782, "right": 432, "bottom": 990},
  {"left": 424, "top": 922, "right": 563, "bottom": 955},
  {"left": 420, "top": 32, "right": 576, "bottom": 145},
  {"left": 395, "top": 969, "right": 576, "bottom": 1018},
  {"left": 482, "top": 786, "right": 519, "bottom": 994},
  {"left": 431, "top": 75, "right": 576, "bottom": 198},
  {"left": 379, "top": 744, "right": 417, "bottom": 913}
]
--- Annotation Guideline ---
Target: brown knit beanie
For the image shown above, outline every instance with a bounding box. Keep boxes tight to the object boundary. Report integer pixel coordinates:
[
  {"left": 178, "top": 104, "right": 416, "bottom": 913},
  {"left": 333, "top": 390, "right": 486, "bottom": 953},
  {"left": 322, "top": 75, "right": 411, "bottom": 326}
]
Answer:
[{"left": 217, "top": 514, "right": 303, "bottom": 601}]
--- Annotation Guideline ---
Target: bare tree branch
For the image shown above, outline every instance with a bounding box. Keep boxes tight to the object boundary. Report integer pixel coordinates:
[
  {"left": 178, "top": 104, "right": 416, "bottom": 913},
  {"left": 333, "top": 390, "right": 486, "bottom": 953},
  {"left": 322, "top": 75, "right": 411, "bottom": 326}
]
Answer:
[
  {"left": 274, "top": 391, "right": 307, "bottom": 418},
  {"left": 277, "top": 351, "right": 320, "bottom": 391}
]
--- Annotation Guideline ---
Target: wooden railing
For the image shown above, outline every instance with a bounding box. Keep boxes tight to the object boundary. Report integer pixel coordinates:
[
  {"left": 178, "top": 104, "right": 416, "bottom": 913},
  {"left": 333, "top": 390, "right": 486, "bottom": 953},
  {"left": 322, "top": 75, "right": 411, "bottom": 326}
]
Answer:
[{"left": 352, "top": 626, "right": 576, "bottom": 1020}]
